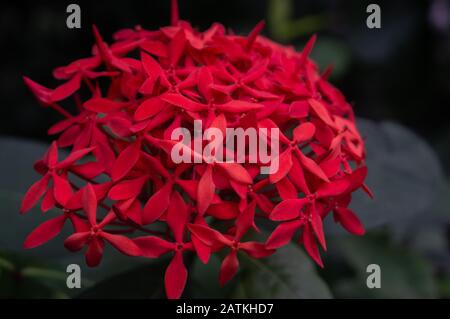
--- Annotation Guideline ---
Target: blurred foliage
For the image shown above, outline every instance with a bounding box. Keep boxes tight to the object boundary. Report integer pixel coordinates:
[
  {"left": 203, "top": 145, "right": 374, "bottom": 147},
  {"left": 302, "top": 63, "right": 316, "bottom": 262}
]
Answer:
[{"left": 267, "top": 0, "right": 326, "bottom": 42}]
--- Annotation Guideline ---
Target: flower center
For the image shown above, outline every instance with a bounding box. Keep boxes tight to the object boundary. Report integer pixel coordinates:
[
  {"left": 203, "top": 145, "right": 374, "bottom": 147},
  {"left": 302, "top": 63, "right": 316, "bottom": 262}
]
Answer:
[{"left": 307, "top": 193, "right": 317, "bottom": 202}]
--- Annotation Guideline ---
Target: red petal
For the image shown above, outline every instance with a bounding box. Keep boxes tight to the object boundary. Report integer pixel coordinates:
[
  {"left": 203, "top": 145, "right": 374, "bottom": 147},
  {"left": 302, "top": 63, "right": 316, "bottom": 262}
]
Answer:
[
  {"left": 108, "top": 175, "right": 148, "bottom": 200},
  {"left": 302, "top": 224, "right": 323, "bottom": 268},
  {"left": 64, "top": 232, "right": 90, "bottom": 251},
  {"left": 84, "top": 98, "right": 127, "bottom": 113},
  {"left": 209, "top": 113, "right": 227, "bottom": 138},
  {"left": 265, "top": 220, "right": 303, "bottom": 249},
  {"left": 142, "top": 183, "right": 172, "bottom": 224},
  {"left": 41, "top": 186, "right": 56, "bottom": 212},
  {"left": 141, "top": 52, "right": 162, "bottom": 76},
  {"left": 289, "top": 101, "right": 309, "bottom": 118},
  {"left": 197, "top": 67, "right": 213, "bottom": 101},
  {"left": 197, "top": 165, "right": 215, "bottom": 216},
  {"left": 134, "top": 97, "right": 166, "bottom": 121},
  {"left": 346, "top": 167, "right": 368, "bottom": 193},
  {"left": 235, "top": 201, "right": 257, "bottom": 240},
  {"left": 316, "top": 178, "right": 351, "bottom": 198},
  {"left": 106, "top": 116, "right": 132, "bottom": 137},
  {"left": 134, "top": 236, "right": 175, "bottom": 258},
  {"left": 161, "top": 93, "right": 206, "bottom": 112},
  {"left": 269, "top": 149, "right": 293, "bottom": 184},
  {"left": 299, "top": 34, "right": 317, "bottom": 66},
  {"left": 219, "top": 250, "right": 239, "bottom": 286},
  {"left": 310, "top": 205, "right": 326, "bottom": 250},
  {"left": 334, "top": 207, "right": 365, "bottom": 235},
  {"left": 57, "top": 125, "right": 80, "bottom": 147},
  {"left": 169, "top": 30, "right": 186, "bottom": 66},
  {"left": 206, "top": 202, "right": 239, "bottom": 220},
  {"left": 270, "top": 198, "right": 307, "bottom": 221},
  {"left": 167, "top": 191, "right": 189, "bottom": 242},
  {"left": 140, "top": 40, "right": 168, "bottom": 57},
  {"left": 20, "top": 174, "right": 50, "bottom": 213},
  {"left": 216, "top": 100, "right": 263, "bottom": 113},
  {"left": 276, "top": 177, "right": 297, "bottom": 200},
  {"left": 288, "top": 156, "right": 310, "bottom": 194},
  {"left": 192, "top": 234, "right": 210, "bottom": 264},
  {"left": 176, "top": 179, "right": 198, "bottom": 200},
  {"left": 245, "top": 20, "right": 265, "bottom": 51},
  {"left": 308, "top": 99, "right": 335, "bottom": 128},
  {"left": 188, "top": 224, "right": 231, "bottom": 246},
  {"left": 48, "top": 117, "right": 77, "bottom": 135},
  {"left": 216, "top": 163, "right": 252, "bottom": 184},
  {"left": 23, "top": 76, "right": 52, "bottom": 105},
  {"left": 52, "top": 173, "right": 73, "bottom": 206},
  {"left": 50, "top": 74, "right": 81, "bottom": 102},
  {"left": 254, "top": 193, "right": 274, "bottom": 214},
  {"left": 56, "top": 147, "right": 94, "bottom": 169},
  {"left": 111, "top": 140, "right": 141, "bottom": 181},
  {"left": 165, "top": 251, "right": 187, "bottom": 299},
  {"left": 82, "top": 183, "right": 97, "bottom": 226},
  {"left": 293, "top": 122, "right": 315, "bottom": 143},
  {"left": 69, "top": 214, "right": 90, "bottom": 233},
  {"left": 47, "top": 142, "right": 59, "bottom": 167},
  {"left": 101, "top": 232, "right": 141, "bottom": 256},
  {"left": 71, "top": 161, "right": 105, "bottom": 179},
  {"left": 85, "top": 237, "right": 104, "bottom": 267},
  {"left": 296, "top": 150, "right": 329, "bottom": 182},
  {"left": 23, "top": 215, "right": 67, "bottom": 249}
]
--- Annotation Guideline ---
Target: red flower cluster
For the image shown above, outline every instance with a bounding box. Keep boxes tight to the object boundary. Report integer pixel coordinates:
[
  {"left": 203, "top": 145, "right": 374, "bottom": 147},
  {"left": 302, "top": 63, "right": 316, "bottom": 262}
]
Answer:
[{"left": 21, "top": 2, "right": 370, "bottom": 299}]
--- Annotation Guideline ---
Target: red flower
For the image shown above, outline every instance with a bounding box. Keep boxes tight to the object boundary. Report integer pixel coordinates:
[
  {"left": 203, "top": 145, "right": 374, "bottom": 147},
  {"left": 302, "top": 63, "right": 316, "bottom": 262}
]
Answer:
[
  {"left": 20, "top": 142, "right": 98, "bottom": 212},
  {"left": 64, "top": 184, "right": 141, "bottom": 267},
  {"left": 134, "top": 191, "right": 193, "bottom": 299},
  {"left": 189, "top": 201, "right": 274, "bottom": 286},
  {"left": 21, "top": 0, "right": 370, "bottom": 298}
]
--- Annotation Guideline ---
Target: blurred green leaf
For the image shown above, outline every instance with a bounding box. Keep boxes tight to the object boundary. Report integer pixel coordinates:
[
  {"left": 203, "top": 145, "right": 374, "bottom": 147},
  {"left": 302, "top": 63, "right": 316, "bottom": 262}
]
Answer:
[
  {"left": 267, "top": 0, "right": 326, "bottom": 42},
  {"left": 332, "top": 236, "right": 438, "bottom": 298},
  {"left": 233, "top": 244, "right": 332, "bottom": 298}
]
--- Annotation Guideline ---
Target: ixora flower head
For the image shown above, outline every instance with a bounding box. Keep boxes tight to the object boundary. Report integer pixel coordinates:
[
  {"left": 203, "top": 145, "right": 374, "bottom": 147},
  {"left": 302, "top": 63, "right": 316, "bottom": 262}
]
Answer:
[{"left": 21, "top": 0, "right": 371, "bottom": 299}]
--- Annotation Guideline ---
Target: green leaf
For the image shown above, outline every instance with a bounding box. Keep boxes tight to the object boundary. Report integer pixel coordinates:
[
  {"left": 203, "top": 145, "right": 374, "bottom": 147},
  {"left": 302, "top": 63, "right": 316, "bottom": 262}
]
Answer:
[
  {"left": 232, "top": 244, "right": 332, "bottom": 298},
  {"left": 332, "top": 236, "right": 438, "bottom": 298}
]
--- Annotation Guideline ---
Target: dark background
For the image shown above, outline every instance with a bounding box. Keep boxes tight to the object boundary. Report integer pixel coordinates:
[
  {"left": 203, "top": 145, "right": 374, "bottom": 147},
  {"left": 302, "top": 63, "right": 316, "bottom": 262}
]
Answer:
[{"left": 1, "top": 0, "right": 450, "bottom": 298}]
